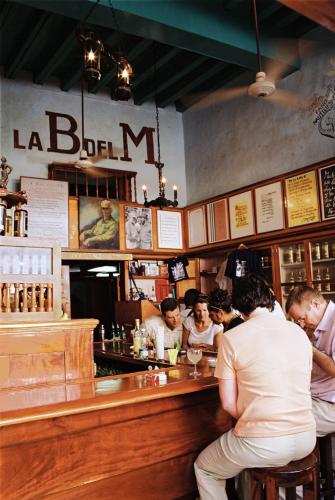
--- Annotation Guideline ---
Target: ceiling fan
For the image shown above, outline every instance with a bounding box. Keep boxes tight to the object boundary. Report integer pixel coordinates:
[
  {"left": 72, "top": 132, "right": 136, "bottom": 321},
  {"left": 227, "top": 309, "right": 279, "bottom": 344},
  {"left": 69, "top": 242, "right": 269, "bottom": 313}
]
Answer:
[{"left": 186, "top": 0, "right": 313, "bottom": 112}]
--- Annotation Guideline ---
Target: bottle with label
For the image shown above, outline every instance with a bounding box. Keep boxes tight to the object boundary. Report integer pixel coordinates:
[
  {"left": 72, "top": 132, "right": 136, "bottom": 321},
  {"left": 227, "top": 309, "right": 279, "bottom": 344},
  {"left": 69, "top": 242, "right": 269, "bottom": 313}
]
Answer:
[
  {"left": 133, "top": 319, "right": 142, "bottom": 357},
  {"left": 114, "top": 323, "right": 121, "bottom": 342},
  {"left": 314, "top": 242, "right": 321, "bottom": 260},
  {"left": 324, "top": 268, "right": 331, "bottom": 292},
  {"left": 120, "top": 325, "right": 126, "bottom": 341},
  {"left": 110, "top": 323, "right": 116, "bottom": 341},
  {"left": 322, "top": 241, "right": 329, "bottom": 259},
  {"left": 295, "top": 245, "right": 302, "bottom": 263},
  {"left": 5, "top": 208, "right": 12, "bottom": 236},
  {"left": 0, "top": 199, "right": 7, "bottom": 236},
  {"left": 297, "top": 271, "right": 304, "bottom": 282},
  {"left": 14, "top": 203, "right": 28, "bottom": 237},
  {"left": 286, "top": 247, "right": 294, "bottom": 264},
  {"left": 289, "top": 271, "right": 295, "bottom": 283},
  {"left": 315, "top": 268, "right": 322, "bottom": 292},
  {"left": 139, "top": 328, "right": 148, "bottom": 360},
  {"left": 98, "top": 323, "right": 105, "bottom": 342}
]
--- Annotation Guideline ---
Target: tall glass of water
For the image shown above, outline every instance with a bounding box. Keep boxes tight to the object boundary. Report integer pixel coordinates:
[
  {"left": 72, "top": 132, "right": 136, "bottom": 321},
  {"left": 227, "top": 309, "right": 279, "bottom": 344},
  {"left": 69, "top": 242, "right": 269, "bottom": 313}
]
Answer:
[{"left": 187, "top": 347, "right": 202, "bottom": 377}]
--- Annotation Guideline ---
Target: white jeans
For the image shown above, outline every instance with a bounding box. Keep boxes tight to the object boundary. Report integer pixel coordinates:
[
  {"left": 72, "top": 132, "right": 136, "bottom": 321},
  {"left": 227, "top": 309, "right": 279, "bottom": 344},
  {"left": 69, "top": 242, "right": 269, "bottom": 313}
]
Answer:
[
  {"left": 312, "top": 397, "right": 335, "bottom": 437},
  {"left": 194, "top": 429, "right": 316, "bottom": 500}
]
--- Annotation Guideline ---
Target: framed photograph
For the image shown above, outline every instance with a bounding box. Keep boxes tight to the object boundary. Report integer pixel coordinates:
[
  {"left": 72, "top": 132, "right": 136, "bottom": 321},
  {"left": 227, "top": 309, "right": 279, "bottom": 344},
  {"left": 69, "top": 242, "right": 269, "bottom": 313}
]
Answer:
[
  {"left": 255, "top": 181, "right": 284, "bottom": 234},
  {"left": 188, "top": 206, "right": 207, "bottom": 247},
  {"left": 285, "top": 170, "right": 320, "bottom": 227},
  {"left": 20, "top": 177, "right": 69, "bottom": 247},
  {"left": 125, "top": 206, "right": 153, "bottom": 250},
  {"left": 79, "top": 196, "right": 119, "bottom": 249},
  {"left": 157, "top": 210, "right": 183, "bottom": 249},
  {"left": 229, "top": 190, "right": 255, "bottom": 239},
  {"left": 319, "top": 164, "right": 335, "bottom": 221},
  {"left": 207, "top": 198, "right": 230, "bottom": 243}
]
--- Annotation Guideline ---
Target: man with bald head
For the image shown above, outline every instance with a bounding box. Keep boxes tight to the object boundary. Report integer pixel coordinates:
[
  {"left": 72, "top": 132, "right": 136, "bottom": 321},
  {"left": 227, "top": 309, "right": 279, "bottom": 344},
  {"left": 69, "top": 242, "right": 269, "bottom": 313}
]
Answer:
[{"left": 80, "top": 199, "right": 119, "bottom": 249}]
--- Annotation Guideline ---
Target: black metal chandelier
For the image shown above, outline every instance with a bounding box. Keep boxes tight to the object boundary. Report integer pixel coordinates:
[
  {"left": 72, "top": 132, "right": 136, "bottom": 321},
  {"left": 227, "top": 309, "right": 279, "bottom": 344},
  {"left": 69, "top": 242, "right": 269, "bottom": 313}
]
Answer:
[{"left": 142, "top": 46, "right": 178, "bottom": 210}]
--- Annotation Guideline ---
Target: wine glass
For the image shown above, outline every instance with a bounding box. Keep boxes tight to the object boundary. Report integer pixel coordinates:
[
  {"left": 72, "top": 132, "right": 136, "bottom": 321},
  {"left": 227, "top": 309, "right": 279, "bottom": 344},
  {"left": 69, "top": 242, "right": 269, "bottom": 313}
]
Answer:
[{"left": 187, "top": 348, "right": 202, "bottom": 377}]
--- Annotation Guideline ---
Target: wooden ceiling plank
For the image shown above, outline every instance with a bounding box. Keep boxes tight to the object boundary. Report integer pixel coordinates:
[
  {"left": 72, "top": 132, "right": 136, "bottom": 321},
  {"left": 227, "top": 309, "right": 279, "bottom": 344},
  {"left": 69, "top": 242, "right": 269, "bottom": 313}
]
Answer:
[
  {"left": 5, "top": 11, "right": 51, "bottom": 78},
  {"left": 34, "top": 30, "right": 77, "bottom": 84},
  {"left": 277, "top": 0, "right": 335, "bottom": 33},
  {"left": 132, "top": 47, "right": 180, "bottom": 90},
  {"left": 158, "top": 61, "right": 228, "bottom": 108},
  {"left": 135, "top": 56, "right": 207, "bottom": 106}
]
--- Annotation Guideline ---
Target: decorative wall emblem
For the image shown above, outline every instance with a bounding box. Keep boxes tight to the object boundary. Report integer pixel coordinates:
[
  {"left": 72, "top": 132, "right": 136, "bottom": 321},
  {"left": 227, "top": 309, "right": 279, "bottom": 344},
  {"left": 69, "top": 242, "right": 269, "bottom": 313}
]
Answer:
[{"left": 312, "top": 84, "right": 335, "bottom": 139}]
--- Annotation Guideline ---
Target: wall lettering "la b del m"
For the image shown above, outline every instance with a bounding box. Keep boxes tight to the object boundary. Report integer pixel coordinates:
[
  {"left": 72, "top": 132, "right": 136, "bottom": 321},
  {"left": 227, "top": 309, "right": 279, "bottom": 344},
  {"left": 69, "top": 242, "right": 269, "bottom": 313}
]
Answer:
[{"left": 13, "top": 111, "right": 156, "bottom": 165}]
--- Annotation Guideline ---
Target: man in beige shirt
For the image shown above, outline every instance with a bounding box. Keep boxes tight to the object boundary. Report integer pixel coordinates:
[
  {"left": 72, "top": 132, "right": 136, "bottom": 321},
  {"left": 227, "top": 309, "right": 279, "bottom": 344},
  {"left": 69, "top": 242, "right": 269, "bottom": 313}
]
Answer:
[
  {"left": 141, "top": 297, "right": 183, "bottom": 349},
  {"left": 195, "top": 275, "right": 316, "bottom": 500}
]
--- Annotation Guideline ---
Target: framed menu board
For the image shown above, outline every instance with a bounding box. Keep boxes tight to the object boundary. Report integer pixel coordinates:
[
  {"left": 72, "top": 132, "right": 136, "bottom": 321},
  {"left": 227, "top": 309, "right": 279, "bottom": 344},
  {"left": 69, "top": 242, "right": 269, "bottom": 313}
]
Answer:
[
  {"left": 285, "top": 170, "right": 320, "bottom": 227},
  {"left": 255, "top": 181, "right": 284, "bottom": 234},
  {"left": 157, "top": 210, "right": 183, "bottom": 249},
  {"left": 21, "top": 177, "right": 69, "bottom": 247},
  {"left": 319, "top": 164, "right": 335, "bottom": 220},
  {"left": 207, "top": 199, "right": 230, "bottom": 243},
  {"left": 188, "top": 206, "right": 207, "bottom": 247},
  {"left": 229, "top": 190, "right": 255, "bottom": 239}
]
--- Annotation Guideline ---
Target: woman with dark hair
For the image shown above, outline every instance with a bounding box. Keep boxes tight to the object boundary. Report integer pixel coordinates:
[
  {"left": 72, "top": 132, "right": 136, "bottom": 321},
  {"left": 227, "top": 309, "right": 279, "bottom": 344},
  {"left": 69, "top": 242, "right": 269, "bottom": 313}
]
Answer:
[
  {"left": 208, "top": 288, "right": 243, "bottom": 331},
  {"left": 180, "top": 288, "right": 200, "bottom": 318},
  {"left": 182, "top": 295, "right": 223, "bottom": 350}
]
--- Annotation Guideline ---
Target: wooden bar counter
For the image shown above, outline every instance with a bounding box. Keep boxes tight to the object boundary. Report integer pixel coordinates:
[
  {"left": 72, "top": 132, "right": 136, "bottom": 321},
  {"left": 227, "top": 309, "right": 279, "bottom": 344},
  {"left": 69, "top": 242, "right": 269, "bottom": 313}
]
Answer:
[{"left": 0, "top": 343, "right": 232, "bottom": 500}]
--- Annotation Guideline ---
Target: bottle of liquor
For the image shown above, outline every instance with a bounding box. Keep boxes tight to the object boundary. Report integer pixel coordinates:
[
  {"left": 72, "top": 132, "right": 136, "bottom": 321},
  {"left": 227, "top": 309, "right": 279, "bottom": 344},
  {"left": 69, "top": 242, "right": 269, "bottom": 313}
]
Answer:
[
  {"left": 297, "top": 271, "right": 304, "bottom": 282},
  {"left": 139, "top": 328, "right": 148, "bottom": 360},
  {"left": 315, "top": 268, "right": 322, "bottom": 292},
  {"left": 14, "top": 203, "right": 28, "bottom": 237},
  {"left": 110, "top": 323, "right": 116, "bottom": 341},
  {"left": 98, "top": 323, "right": 105, "bottom": 342},
  {"left": 324, "top": 267, "right": 331, "bottom": 292},
  {"left": 0, "top": 199, "right": 7, "bottom": 236},
  {"left": 314, "top": 243, "right": 321, "bottom": 260},
  {"left": 322, "top": 241, "right": 329, "bottom": 259},
  {"left": 120, "top": 325, "right": 125, "bottom": 341},
  {"left": 289, "top": 271, "right": 295, "bottom": 283},
  {"left": 114, "top": 323, "right": 121, "bottom": 342},
  {"left": 286, "top": 247, "right": 294, "bottom": 264},
  {"left": 295, "top": 245, "right": 302, "bottom": 263},
  {"left": 133, "top": 319, "right": 141, "bottom": 357}
]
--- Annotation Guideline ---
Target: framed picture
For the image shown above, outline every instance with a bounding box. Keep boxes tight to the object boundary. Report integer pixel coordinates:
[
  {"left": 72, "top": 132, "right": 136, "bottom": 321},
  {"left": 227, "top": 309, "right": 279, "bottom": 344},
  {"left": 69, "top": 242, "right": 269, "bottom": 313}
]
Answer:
[
  {"left": 319, "top": 164, "right": 335, "bottom": 221},
  {"left": 255, "top": 181, "right": 284, "bottom": 234},
  {"left": 285, "top": 170, "right": 320, "bottom": 227},
  {"left": 157, "top": 210, "right": 183, "bottom": 249},
  {"left": 207, "top": 198, "right": 230, "bottom": 243},
  {"left": 79, "top": 196, "right": 119, "bottom": 249},
  {"left": 125, "top": 206, "right": 153, "bottom": 250},
  {"left": 187, "top": 206, "right": 207, "bottom": 247},
  {"left": 229, "top": 190, "right": 255, "bottom": 239},
  {"left": 20, "top": 177, "right": 69, "bottom": 247}
]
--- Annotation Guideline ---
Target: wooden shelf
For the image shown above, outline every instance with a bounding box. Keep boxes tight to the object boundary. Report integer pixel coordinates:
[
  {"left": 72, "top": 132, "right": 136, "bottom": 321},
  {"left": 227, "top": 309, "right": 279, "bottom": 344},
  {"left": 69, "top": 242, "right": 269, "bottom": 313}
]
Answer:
[
  {"left": 130, "top": 275, "right": 167, "bottom": 280},
  {"left": 312, "top": 258, "right": 335, "bottom": 263},
  {"left": 0, "top": 189, "right": 27, "bottom": 208}
]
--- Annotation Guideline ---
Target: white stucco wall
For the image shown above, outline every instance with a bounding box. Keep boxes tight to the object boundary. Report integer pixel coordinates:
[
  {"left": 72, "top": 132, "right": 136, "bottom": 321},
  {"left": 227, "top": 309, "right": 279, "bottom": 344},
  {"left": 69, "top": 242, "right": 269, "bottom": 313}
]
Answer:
[
  {"left": 0, "top": 73, "right": 186, "bottom": 206},
  {"left": 183, "top": 28, "right": 335, "bottom": 204}
]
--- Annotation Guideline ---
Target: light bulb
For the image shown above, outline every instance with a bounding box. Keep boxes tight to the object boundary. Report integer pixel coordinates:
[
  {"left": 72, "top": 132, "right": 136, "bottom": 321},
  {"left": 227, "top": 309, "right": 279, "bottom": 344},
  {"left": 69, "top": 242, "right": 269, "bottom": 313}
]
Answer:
[{"left": 87, "top": 49, "right": 95, "bottom": 62}]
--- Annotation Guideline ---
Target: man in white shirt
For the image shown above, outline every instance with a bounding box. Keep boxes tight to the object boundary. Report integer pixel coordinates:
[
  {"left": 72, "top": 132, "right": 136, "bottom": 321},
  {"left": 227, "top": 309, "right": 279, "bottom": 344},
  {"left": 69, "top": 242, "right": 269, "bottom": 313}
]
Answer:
[{"left": 141, "top": 297, "right": 183, "bottom": 348}]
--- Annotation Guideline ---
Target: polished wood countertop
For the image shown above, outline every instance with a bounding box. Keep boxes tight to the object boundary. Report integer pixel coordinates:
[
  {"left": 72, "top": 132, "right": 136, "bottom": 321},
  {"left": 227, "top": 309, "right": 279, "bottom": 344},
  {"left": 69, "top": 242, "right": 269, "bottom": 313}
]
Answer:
[{"left": 0, "top": 343, "right": 219, "bottom": 428}]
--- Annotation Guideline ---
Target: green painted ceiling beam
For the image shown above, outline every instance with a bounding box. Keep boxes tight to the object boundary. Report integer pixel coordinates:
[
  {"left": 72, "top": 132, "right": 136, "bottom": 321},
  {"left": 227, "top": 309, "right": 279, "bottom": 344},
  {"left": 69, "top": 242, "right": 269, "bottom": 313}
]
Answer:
[
  {"left": 14, "top": 0, "right": 300, "bottom": 75},
  {"left": 34, "top": 30, "right": 77, "bottom": 84}
]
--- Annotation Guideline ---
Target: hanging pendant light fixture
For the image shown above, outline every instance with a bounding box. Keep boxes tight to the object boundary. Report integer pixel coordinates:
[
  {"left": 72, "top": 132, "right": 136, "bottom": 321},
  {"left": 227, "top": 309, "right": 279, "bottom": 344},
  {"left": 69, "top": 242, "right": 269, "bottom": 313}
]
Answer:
[
  {"left": 142, "top": 45, "right": 178, "bottom": 210},
  {"left": 79, "top": 30, "right": 103, "bottom": 81}
]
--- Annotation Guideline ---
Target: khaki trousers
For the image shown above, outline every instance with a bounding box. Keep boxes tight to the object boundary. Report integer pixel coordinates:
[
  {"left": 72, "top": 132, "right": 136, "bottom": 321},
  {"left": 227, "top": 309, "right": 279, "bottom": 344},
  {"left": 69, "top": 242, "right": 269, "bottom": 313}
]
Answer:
[
  {"left": 194, "top": 429, "right": 316, "bottom": 500},
  {"left": 312, "top": 397, "right": 335, "bottom": 437}
]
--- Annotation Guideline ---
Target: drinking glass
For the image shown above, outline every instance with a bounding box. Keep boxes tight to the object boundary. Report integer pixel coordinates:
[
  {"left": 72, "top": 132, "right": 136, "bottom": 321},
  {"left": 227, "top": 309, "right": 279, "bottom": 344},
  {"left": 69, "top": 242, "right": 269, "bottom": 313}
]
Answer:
[{"left": 187, "top": 348, "right": 202, "bottom": 377}]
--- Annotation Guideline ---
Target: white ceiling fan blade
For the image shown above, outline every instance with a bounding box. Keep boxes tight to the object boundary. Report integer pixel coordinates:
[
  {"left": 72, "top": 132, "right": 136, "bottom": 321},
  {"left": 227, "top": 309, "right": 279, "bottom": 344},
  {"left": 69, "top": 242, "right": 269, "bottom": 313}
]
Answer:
[
  {"left": 185, "top": 86, "right": 248, "bottom": 111},
  {"left": 267, "top": 88, "right": 313, "bottom": 111}
]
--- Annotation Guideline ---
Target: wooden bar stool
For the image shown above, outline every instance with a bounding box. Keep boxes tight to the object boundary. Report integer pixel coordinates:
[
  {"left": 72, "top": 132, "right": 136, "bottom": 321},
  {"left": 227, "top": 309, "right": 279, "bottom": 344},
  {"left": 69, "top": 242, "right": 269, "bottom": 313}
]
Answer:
[
  {"left": 249, "top": 449, "right": 320, "bottom": 500},
  {"left": 319, "top": 432, "right": 335, "bottom": 499}
]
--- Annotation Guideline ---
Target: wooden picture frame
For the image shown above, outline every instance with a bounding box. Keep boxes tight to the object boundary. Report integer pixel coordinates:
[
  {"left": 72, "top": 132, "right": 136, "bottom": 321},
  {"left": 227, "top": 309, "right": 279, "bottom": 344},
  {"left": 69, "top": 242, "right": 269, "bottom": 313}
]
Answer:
[
  {"left": 318, "top": 163, "right": 335, "bottom": 221},
  {"left": 157, "top": 210, "right": 183, "bottom": 249},
  {"left": 20, "top": 177, "right": 69, "bottom": 248},
  {"left": 207, "top": 198, "right": 230, "bottom": 243},
  {"left": 229, "top": 190, "right": 255, "bottom": 239},
  {"left": 124, "top": 206, "right": 153, "bottom": 250},
  {"left": 255, "top": 181, "right": 284, "bottom": 234},
  {"left": 285, "top": 170, "right": 320, "bottom": 228},
  {"left": 187, "top": 206, "right": 207, "bottom": 247}
]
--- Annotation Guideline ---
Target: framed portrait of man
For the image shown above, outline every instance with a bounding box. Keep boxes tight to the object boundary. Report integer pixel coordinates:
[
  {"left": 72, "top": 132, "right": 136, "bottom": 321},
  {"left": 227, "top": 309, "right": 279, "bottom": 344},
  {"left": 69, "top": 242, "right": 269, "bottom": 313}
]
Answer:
[
  {"left": 79, "top": 197, "right": 119, "bottom": 249},
  {"left": 125, "top": 206, "right": 153, "bottom": 250}
]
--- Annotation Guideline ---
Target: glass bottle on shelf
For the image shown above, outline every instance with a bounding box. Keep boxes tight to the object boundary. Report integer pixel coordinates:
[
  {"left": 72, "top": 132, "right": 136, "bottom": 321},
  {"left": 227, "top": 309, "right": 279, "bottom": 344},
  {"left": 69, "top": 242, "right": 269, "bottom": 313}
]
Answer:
[
  {"left": 261, "top": 256, "right": 265, "bottom": 268},
  {"left": 295, "top": 245, "right": 302, "bottom": 263},
  {"left": 297, "top": 271, "right": 304, "bottom": 282},
  {"left": 314, "top": 242, "right": 321, "bottom": 260},
  {"left": 322, "top": 241, "right": 330, "bottom": 259},
  {"left": 315, "top": 268, "right": 322, "bottom": 291},
  {"left": 133, "top": 319, "right": 141, "bottom": 357},
  {"left": 0, "top": 198, "right": 7, "bottom": 236},
  {"left": 286, "top": 247, "right": 294, "bottom": 264},
  {"left": 324, "top": 268, "right": 331, "bottom": 292},
  {"left": 288, "top": 271, "right": 295, "bottom": 283},
  {"left": 14, "top": 203, "right": 28, "bottom": 237}
]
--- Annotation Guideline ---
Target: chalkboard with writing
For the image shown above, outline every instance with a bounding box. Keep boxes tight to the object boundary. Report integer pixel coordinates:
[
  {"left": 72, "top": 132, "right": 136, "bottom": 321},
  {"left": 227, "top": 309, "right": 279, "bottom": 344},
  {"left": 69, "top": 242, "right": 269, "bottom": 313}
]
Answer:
[{"left": 319, "top": 164, "right": 335, "bottom": 220}]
